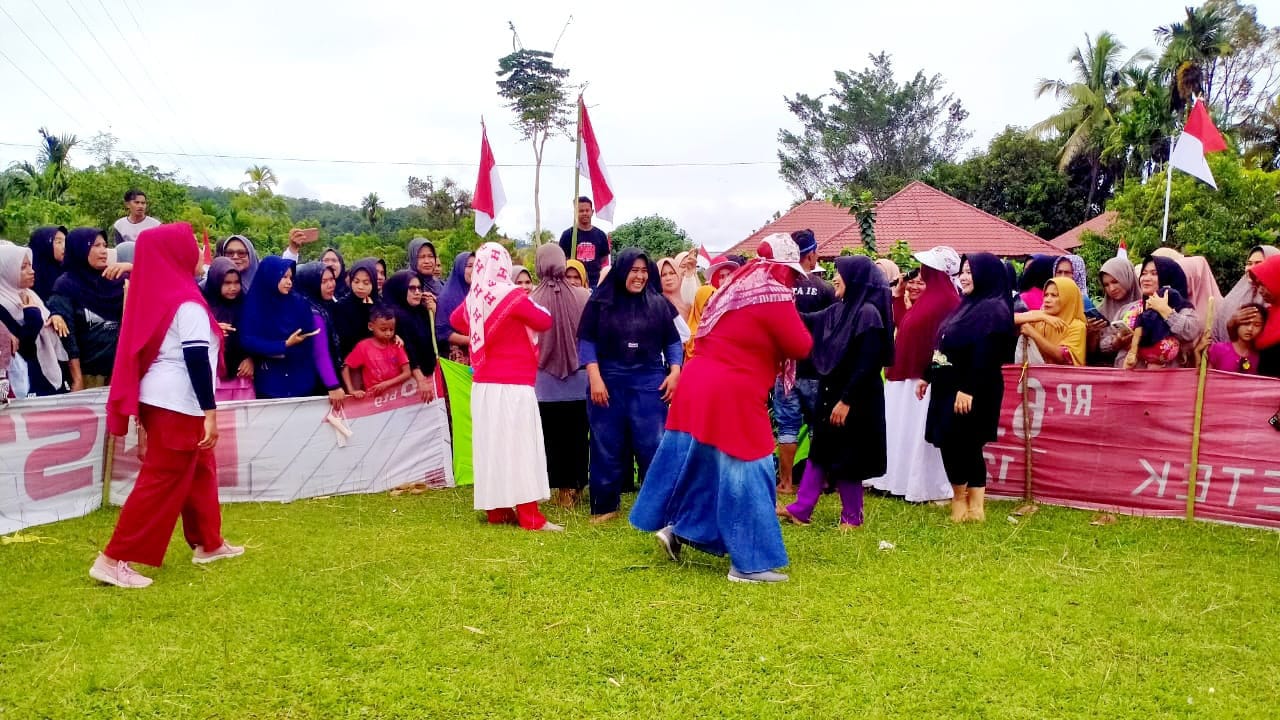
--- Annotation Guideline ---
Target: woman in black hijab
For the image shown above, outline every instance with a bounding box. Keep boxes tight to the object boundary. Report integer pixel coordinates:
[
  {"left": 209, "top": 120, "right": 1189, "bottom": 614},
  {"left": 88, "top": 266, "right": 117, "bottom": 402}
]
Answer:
[
  {"left": 294, "top": 261, "right": 344, "bottom": 388},
  {"left": 578, "top": 247, "right": 683, "bottom": 524},
  {"left": 383, "top": 270, "right": 438, "bottom": 402},
  {"left": 48, "top": 227, "right": 126, "bottom": 389},
  {"left": 201, "top": 257, "right": 254, "bottom": 400},
  {"left": 330, "top": 257, "right": 381, "bottom": 360},
  {"left": 28, "top": 225, "right": 68, "bottom": 300},
  {"left": 920, "top": 252, "right": 1015, "bottom": 523},
  {"left": 780, "top": 255, "right": 895, "bottom": 529}
]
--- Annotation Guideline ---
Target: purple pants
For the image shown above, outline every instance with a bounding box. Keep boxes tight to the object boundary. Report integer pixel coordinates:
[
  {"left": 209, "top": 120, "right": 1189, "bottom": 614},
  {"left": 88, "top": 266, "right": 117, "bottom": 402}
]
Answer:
[{"left": 785, "top": 462, "right": 864, "bottom": 526}]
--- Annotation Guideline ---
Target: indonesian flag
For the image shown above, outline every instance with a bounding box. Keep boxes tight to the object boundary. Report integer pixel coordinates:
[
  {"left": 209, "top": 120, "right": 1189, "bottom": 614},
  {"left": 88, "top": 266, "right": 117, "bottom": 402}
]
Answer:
[
  {"left": 577, "top": 97, "right": 616, "bottom": 223},
  {"left": 472, "top": 123, "right": 506, "bottom": 237},
  {"left": 1115, "top": 238, "right": 1128, "bottom": 260},
  {"left": 697, "top": 245, "right": 712, "bottom": 270},
  {"left": 1169, "top": 99, "right": 1227, "bottom": 189}
]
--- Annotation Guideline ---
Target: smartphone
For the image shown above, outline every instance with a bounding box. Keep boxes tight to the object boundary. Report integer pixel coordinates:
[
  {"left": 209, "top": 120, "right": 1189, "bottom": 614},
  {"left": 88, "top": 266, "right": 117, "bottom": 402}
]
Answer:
[
  {"left": 1085, "top": 307, "right": 1106, "bottom": 322},
  {"left": 301, "top": 228, "right": 320, "bottom": 243}
]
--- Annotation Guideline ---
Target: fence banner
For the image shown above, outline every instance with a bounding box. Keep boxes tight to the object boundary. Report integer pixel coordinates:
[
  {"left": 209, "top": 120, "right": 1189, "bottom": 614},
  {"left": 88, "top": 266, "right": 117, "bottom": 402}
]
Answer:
[
  {"left": 110, "top": 383, "right": 454, "bottom": 505},
  {"left": 439, "top": 359, "right": 474, "bottom": 487},
  {"left": 990, "top": 366, "right": 1280, "bottom": 529},
  {"left": 0, "top": 389, "right": 110, "bottom": 534}
]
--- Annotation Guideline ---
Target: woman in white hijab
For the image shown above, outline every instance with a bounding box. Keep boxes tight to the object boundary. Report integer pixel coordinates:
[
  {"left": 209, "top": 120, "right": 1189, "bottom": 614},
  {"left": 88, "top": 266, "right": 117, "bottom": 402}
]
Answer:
[{"left": 0, "top": 244, "right": 68, "bottom": 396}]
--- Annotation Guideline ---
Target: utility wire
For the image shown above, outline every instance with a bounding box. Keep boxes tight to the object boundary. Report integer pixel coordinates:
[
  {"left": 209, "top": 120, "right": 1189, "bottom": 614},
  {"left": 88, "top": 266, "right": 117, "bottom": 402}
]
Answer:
[
  {"left": 0, "top": 47, "right": 84, "bottom": 127},
  {"left": 0, "top": 2, "right": 113, "bottom": 128}
]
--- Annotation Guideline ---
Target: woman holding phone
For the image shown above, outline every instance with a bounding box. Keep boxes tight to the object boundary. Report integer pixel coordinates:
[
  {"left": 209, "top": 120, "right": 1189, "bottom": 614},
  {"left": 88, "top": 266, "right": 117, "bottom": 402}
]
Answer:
[{"left": 238, "top": 256, "right": 340, "bottom": 399}]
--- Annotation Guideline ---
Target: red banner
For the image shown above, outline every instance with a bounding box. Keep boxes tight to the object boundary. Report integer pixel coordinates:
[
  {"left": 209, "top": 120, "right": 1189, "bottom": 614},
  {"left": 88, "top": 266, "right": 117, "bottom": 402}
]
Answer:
[{"left": 991, "top": 366, "right": 1280, "bottom": 529}]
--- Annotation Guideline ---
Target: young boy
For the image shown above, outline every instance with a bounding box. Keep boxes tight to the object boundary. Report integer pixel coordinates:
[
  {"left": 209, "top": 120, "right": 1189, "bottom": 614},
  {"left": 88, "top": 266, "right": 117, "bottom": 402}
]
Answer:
[{"left": 342, "top": 305, "right": 411, "bottom": 398}]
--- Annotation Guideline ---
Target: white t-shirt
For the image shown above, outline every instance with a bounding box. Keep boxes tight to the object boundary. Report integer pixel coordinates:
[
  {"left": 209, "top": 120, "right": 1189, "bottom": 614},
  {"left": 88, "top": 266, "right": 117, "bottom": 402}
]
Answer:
[
  {"left": 112, "top": 215, "right": 162, "bottom": 244},
  {"left": 139, "top": 302, "right": 219, "bottom": 417}
]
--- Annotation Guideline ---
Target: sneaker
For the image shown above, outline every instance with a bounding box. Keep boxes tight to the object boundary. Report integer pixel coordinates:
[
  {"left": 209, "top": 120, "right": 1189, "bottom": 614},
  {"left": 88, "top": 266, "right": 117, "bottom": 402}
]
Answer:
[
  {"left": 655, "top": 526, "right": 681, "bottom": 562},
  {"left": 534, "top": 521, "right": 565, "bottom": 532},
  {"left": 89, "top": 553, "right": 153, "bottom": 588},
  {"left": 727, "top": 568, "right": 789, "bottom": 584},
  {"left": 192, "top": 543, "right": 245, "bottom": 564}
]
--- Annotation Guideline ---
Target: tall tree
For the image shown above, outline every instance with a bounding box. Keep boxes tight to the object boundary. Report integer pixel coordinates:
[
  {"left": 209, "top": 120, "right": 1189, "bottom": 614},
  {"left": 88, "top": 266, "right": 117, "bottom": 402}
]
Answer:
[
  {"left": 777, "top": 52, "right": 971, "bottom": 200},
  {"left": 496, "top": 24, "right": 573, "bottom": 241},
  {"left": 1239, "top": 95, "right": 1280, "bottom": 169},
  {"left": 610, "top": 215, "right": 692, "bottom": 261},
  {"left": 1032, "top": 32, "right": 1154, "bottom": 219},
  {"left": 5, "top": 127, "right": 80, "bottom": 202},
  {"left": 242, "top": 165, "right": 279, "bottom": 196},
  {"left": 406, "top": 175, "right": 473, "bottom": 230},
  {"left": 361, "top": 192, "right": 384, "bottom": 229}
]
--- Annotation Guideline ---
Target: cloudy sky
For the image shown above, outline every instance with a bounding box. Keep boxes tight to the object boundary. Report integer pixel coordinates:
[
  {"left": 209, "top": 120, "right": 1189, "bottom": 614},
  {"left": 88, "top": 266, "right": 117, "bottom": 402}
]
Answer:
[{"left": 0, "top": 0, "right": 1233, "bottom": 250}]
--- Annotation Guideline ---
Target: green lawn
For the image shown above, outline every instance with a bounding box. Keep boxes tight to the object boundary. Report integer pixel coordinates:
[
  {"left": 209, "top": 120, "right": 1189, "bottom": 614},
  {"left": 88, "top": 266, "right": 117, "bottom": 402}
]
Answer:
[{"left": 2, "top": 489, "right": 1278, "bottom": 719}]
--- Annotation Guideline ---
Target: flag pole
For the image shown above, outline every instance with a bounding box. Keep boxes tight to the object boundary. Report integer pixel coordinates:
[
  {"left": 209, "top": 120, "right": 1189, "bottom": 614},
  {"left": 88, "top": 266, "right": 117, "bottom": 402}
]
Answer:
[
  {"left": 570, "top": 94, "right": 583, "bottom": 260},
  {"left": 1160, "top": 133, "right": 1174, "bottom": 246}
]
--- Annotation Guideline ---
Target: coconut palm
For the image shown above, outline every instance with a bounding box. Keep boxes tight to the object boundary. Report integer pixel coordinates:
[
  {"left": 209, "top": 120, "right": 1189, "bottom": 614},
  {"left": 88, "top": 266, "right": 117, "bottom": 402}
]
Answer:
[
  {"left": 1156, "top": 5, "right": 1231, "bottom": 75},
  {"left": 1032, "top": 32, "right": 1154, "bottom": 218},
  {"left": 241, "top": 165, "right": 278, "bottom": 195},
  {"left": 361, "top": 193, "right": 384, "bottom": 229},
  {"left": 1239, "top": 96, "right": 1280, "bottom": 170}
]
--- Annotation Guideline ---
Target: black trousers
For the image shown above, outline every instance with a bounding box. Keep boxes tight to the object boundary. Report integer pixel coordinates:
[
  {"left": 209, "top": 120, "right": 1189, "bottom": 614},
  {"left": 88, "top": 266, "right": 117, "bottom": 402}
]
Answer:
[
  {"left": 940, "top": 441, "right": 988, "bottom": 489},
  {"left": 539, "top": 400, "right": 589, "bottom": 490}
]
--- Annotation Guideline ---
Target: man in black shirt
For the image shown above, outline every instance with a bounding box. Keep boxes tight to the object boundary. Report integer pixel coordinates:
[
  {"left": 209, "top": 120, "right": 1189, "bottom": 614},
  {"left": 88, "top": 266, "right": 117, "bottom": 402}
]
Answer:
[
  {"left": 559, "top": 196, "right": 611, "bottom": 287},
  {"left": 773, "top": 229, "right": 835, "bottom": 494}
]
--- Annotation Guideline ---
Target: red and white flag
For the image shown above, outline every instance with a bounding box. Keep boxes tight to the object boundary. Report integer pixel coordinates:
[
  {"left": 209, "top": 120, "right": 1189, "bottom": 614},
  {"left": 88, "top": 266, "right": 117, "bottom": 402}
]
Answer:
[
  {"left": 577, "top": 97, "right": 616, "bottom": 223},
  {"left": 1169, "top": 99, "right": 1227, "bottom": 189},
  {"left": 697, "top": 245, "right": 712, "bottom": 270},
  {"left": 472, "top": 122, "right": 506, "bottom": 237}
]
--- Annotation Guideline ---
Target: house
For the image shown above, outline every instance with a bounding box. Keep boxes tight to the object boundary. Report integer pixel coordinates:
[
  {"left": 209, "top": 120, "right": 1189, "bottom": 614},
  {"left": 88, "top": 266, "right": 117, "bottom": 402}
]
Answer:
[
  {"left": 727, "top": 181, "right": 1062, "bottom": 259},
  {"left": 1050, "top": 211, "right": 1118, "bottom": 252}
]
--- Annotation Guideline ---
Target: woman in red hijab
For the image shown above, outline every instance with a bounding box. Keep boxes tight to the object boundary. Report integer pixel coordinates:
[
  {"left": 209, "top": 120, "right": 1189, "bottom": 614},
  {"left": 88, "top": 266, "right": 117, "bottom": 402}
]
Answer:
[{"left": 91, "top": 223, "right": 243, "bottom": 589}]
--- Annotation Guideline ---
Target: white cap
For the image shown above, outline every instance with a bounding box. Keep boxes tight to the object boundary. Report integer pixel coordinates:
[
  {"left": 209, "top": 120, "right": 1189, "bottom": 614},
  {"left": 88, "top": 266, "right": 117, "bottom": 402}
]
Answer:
[
  {"left": 913, "top": 246, "right": 962, "bottom": 275},
  {"left": 755, "top": 233, "right": 808, "bottom": 276}
]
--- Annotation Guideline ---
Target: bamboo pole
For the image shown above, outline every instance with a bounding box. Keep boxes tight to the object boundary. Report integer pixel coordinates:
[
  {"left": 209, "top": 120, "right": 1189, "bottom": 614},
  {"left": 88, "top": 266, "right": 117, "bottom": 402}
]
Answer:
[
  {"left": 569, "top": 94, "right": 583, "bottom": 260},
  {"left": 1186, "top": 297, "right": 1214, "bottom": 521},
  {"left": 101, "top": 431, "right": 116, "bottom": 509},
  {"left": 1020, "top": 338, "right": 1034, "bottom": 504}
]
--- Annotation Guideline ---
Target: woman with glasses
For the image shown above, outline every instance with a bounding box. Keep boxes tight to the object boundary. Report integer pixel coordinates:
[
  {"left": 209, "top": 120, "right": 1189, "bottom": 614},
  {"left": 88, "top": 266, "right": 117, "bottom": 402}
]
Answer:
[
  {"left": 215, "top": 235, "right": 260, "bottom": 291},
  {"left": 383, "top": 270, "right": 438, "bottom": 402}
]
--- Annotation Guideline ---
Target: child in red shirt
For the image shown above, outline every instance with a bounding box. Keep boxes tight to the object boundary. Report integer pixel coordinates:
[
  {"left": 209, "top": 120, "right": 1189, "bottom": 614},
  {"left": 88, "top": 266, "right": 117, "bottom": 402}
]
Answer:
[{"left": 342, "top": 305, "right": 411, "bottom": 398}]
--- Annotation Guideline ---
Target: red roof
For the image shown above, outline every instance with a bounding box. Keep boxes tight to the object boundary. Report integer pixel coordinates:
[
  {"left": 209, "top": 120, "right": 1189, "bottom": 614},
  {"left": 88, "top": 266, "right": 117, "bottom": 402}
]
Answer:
[
  {"left": 727, "top": 181, "right": 1061, "bottom": 259},
  {"left": 1050, "top": 211, "right": 1117, "bottom": 252}
]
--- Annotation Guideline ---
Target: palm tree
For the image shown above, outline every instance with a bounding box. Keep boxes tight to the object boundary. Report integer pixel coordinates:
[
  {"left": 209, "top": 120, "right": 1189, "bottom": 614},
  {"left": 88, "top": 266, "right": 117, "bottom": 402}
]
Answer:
[
  {"left": 361, "top": 193, "right": 384, "bottom": 229},
  {"left": 1240, "top": 96, "right": 1280, "bottom": 170},
  {"left": 241, "top": 165, "right": 278, "bottom": 195},
  {"left": 1032, "top": 32, "right": 1154, "bottom": 219},
  {"left": 1156, "top": 5, "right": 1231, "bottom": 95}
]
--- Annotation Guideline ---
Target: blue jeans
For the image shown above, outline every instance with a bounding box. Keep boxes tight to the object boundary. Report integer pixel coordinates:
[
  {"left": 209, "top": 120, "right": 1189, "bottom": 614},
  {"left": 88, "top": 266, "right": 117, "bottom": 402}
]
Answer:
[
  {"left": 588, "top": 370, "right": 669, "bottom": 515},
  {"left": 772, "top": 377, "right": 820, "bottom": 445}
]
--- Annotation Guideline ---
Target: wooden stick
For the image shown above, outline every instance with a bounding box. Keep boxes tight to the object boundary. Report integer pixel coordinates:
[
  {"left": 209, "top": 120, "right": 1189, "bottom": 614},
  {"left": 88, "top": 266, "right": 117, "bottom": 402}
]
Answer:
[{"left": 1186, "top": 297, "right": 1214, "bottom": 521}]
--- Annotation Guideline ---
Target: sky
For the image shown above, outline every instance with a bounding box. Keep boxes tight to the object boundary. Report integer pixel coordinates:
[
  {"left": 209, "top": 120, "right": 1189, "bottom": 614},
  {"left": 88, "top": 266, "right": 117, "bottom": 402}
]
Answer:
[{"left": 0, "top": 0, "right": 1250, "bottom": 251}]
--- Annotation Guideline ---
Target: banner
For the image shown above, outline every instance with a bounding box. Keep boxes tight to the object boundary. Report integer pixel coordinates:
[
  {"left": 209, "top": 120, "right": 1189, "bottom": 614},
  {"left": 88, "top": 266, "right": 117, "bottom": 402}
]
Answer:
[
  {"left": 440, "top": 359, "right": 474, "bottom": 487},
  {"left": 110, "top": 381, "right": 454, "bottom": 504},
  {"left": 0, "top": 390, "right": 109, "bottom": 535},
  {"left": 991, "top": 366, "right": 1280, "bottom": 529}
]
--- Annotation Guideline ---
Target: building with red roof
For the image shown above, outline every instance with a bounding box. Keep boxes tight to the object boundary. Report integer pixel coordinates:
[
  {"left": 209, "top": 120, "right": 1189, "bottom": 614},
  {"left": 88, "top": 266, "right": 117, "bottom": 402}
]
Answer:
[
  {"left": 727, "top": 181, "right": 1061, "bottom": 259},
  {"left": 1049, "top": 211, "right": 1117, "bottom": 252}
]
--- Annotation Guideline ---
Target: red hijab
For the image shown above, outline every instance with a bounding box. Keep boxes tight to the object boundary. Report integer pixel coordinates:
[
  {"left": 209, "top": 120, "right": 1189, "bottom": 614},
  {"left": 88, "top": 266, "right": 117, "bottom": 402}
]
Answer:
[
  {"left": 1251, "top": 255, "right": 1280, "bottom": 350},
  {"left": 107, "top": 222, "right": 223, "bottom": 435},
  {"left": 885, "top": 265, "right": 960, "bottom": 381}
]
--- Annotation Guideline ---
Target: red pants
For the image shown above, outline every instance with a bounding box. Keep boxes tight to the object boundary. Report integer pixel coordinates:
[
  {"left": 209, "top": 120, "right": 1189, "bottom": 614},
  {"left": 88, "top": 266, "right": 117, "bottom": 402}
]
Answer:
[
  {"left": 105, "top": 405, "right": 223, "bottom": 567},
  {"left": 486, "top": 502, "right": 547, "bottom": 530}
]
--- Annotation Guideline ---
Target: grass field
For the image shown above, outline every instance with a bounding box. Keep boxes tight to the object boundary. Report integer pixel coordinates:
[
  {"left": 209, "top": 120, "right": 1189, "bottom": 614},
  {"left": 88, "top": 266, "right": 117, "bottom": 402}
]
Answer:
[{"left": 2, "top": 488, "right": 1278, "bottom": 719}]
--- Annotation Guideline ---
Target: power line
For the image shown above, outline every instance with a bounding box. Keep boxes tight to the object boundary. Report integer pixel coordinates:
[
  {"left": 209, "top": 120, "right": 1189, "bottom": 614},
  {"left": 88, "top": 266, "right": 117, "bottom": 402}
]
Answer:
[
  {"left": 0, "top": 141, "right": 777, "bottom": 169},
  {"left": 0, "top": 2, "right": 112, "bottom": 127},
  {"left": 0, "top": 47, "right": 84, "bottom": 127},
  {"left": 59, "top": 0, "right": 219, "bottom": 187}
]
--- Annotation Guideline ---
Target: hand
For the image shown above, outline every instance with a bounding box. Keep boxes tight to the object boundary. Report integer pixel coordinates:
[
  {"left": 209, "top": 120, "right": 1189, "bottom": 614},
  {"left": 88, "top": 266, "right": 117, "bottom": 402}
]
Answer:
[
  {"left": 1086, "top": 318, "right": 1108, "bottom": 334},
  {"left": 589, "top": 376, "right": 610, "bottom": 407},
  {"left": 236, "top": 357, "right": 254, "bottom": 378},
  {"left": 288, "top": 228, "right": 321, "bottom": 249},
  {"left": 1020, "top": 323, "right": 1036, "bottom": 338},
  {"left": 136, "top": 425, "right": 147, "bottom": 462},
  {"left": 197, "top": 411, "right": 218, "bottom": 450},
  {"left": 51, "top": 315, "right": 69, "bottom": 337},
  {"left": 327, "top": 388, "right": 346, "bottom": 411},
  {"left": 19, "top": 290, "right": 36, "bottom": 308},
  {"left": 658, "top": 366, "right": 681, "bottom": 403},
  {"left": 368, "top": 381, "right": 392, "bottom": 395},
  {"left": 394, "top": 335, "right": 405, "bottom": 348},
  {"left": 71, "top": 377, "right": 84, "bottom": 392},
  {"left": 1028, "top": 310, "right": 1066, "bottom": 330},
  {"left": 1124, "top": 350, "right": 1139, "bottom": 370},
  {"left": 892, "top": 281, "right": 905, "bottom": 299},
  {"left": 1232, "top": 306, "right": 1262, "bottom": 328},
  {"left": 1146, "top": 290, "right": 1172, "bottom": 315},
  {"left": 102, "top": 262, "right": 132, "bottom": 280},
  {"left": 285, "top": 328, "right": 309, "bottom": 347},
  {"left": 915, "top": 381, "right": 928, "bottom": 401},
  {"left": 423, "top": 293, "right": 437, "bottom": 314},
  {"left": 351, "top": 389, "right": 366, "bottom": 399},
  {"left": 830, "top": 401, "right": 850, "bottom": 426},
  {"left": 954, "top": 391, "right": 973, "bottom": 415},
  {"left": 415, "top": 372, "right": 436, "bottom": 402},
  {"left": 219, "top": 322, "right": 236, "bottom": 334},
  {"left": 1194, "top": 331, "right": 1212, "bottom": 357},
  {"left": 8, "top": 334, "right": 17, "bottom": 356}
]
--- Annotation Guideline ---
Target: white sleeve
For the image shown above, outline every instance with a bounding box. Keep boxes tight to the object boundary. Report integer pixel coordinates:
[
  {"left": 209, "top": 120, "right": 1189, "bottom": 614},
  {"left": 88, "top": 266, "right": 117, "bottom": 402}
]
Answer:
[
  {"left": 282, "top": 247, "right": 300, "bottom": 262},
  {"left": 674, "top": 316, "right": 691, "bottom": 344},
  {"left": 174, "top": 302, "right": 212, "bottom": 347}
]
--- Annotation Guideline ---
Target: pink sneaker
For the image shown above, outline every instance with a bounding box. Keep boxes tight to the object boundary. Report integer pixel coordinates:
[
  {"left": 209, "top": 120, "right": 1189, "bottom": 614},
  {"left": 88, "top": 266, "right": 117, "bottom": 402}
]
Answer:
[
  {"left": 89, "top": 554, "right": 153, "bottom": 588},
  {"left": 192, "top": 543, "right": 245, "bottom": 564}
]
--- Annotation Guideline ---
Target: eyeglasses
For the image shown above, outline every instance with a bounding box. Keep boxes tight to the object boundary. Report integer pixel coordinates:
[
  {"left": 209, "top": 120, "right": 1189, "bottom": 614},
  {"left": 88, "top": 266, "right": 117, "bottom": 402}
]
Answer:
[
  {"left": 224, "top": 250, "right": 249, "bottom": 258},
  {"left": 407, "top": 286, "right": 423, "bottom": 292}
]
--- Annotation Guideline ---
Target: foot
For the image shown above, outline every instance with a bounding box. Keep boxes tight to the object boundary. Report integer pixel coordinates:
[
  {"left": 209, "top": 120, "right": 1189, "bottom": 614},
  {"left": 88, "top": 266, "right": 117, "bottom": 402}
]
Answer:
[
  {"left": 965, "top": 509, "right": 986, "bottom": 523},
  {"left": 89, "top": 553, "right": 153, "bottom": 588},
  {"left": 533, "top": 521, "right": 565, "bottom": 532},
  {"left": 589, "top": 511, "right": 620, "bottom": 525},
  {"left": 777, "top": 506, "right": 810, "bottom": 526},
  {"left": 727, "top": 568, "right": 789, "bottom": 584},
  {"left": 193, "top": 543, "right": 245, "bottom": 564},
  {"left": 560, "top": 489, "right": 580, "bottom": 508},
  {"left": 837, "top": 522, "right": 861, "bottom": 532},
  {"left": 776, "top": 483, "right": 796, "bottom": 496},
  {"left": 655, "top": 526, "right": 681, "bottom": 562}
]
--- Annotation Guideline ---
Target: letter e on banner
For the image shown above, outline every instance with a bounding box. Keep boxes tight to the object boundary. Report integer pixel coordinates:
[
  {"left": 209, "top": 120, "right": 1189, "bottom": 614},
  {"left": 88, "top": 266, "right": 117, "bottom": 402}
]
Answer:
[{"left": 23, "top": 407, "right": 100, "bottom": 501}]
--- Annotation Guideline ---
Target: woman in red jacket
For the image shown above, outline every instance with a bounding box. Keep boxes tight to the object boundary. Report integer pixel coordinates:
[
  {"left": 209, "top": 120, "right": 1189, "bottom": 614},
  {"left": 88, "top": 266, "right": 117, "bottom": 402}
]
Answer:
[
  {"left": 630, "top": 236, "right": 813, "bottom": 583},
  {"left": 451, "top": 242, "right": 562, "bottom": 532}
]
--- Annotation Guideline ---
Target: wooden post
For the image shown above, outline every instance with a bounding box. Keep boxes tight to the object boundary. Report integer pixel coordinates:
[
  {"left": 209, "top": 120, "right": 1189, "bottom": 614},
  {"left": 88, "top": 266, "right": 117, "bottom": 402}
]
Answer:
[
  {"left": 1186, "top": 297, "right": 1214, "bottom": 521},
  {"left": 1020, "top": 339, "right": 1034, "bottom": 504},
  {"left": 101, "top": 431, "right": 116, "bottom": 509},
  {"left": 569, "top": 94, "right": 583, "bottom": 259}
]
